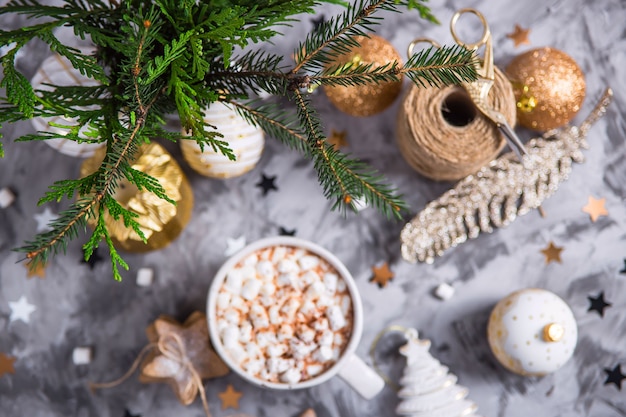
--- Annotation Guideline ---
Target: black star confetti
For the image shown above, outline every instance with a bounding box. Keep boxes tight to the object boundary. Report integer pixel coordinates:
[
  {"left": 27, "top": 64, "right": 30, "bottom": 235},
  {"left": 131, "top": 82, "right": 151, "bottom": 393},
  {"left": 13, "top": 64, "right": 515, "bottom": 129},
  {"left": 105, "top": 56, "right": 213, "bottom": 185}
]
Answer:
[
  {"left": 279, "top": 227, "right": 296, "bottom": 236},
  {"left": 81, "top": 247, "right": 104, "bottom": 270},
  {"left": 587, "top": 292, "right": 612, "bottom": 317},
  {"left": 604, "top": 364, "right": 626, "bottom": 390},
  {"left": 123, "top": 410, "right": 140, "bottom": 417},
  {"left": 311, "top": 15, "right": 325, "bottom": 32},
  {"left": 256, "top": 174, "right": 278, "bottom": 196},
  {"left": 620, "top": 259, "right": 626, "bottom": 274}
]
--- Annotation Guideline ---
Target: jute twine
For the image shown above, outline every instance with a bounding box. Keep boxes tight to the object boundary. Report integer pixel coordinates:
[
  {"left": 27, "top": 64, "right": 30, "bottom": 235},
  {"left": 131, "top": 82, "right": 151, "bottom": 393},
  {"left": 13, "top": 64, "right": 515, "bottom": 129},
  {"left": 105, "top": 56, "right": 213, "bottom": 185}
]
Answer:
[{"left": 396, "top": 66, "right": 516, "bottom": 181}]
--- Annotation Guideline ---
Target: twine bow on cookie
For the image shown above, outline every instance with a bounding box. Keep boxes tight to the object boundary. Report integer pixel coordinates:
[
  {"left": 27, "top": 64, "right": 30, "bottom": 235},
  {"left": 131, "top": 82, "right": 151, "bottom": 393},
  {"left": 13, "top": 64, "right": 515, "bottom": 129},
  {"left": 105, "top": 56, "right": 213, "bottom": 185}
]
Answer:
[{"left": 90, "top": 312, "right": 229, "bottom": 417}]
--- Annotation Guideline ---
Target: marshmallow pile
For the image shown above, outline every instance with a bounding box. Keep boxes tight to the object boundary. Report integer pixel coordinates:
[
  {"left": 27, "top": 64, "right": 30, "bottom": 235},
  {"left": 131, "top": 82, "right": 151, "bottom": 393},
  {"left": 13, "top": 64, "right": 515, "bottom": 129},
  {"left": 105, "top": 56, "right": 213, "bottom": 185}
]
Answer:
[{"left": 215, "top": 245, "right": 353, "bottom": 384}]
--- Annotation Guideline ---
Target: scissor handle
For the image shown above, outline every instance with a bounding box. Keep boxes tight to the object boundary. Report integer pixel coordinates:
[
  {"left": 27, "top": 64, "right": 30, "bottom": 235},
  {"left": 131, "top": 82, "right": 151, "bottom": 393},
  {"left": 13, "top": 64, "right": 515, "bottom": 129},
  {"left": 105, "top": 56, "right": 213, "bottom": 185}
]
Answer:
[
  {"left": 450, "top": 8, "right": 490, "bottom": 50},
  {"left": 406, "top": 38, "right": 442, "bottom": 58}
]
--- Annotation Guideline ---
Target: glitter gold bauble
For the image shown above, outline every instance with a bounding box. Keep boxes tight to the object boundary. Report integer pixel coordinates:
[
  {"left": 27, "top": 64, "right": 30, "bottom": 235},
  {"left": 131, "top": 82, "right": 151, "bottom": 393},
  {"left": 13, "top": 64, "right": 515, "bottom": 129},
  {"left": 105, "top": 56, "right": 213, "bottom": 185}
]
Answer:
[
  {"left": 81, "top": 143, "right": 193, "bottom": 252},
  {"left": 505, "top": 47, "right": 585, "bottom": 131},
  {"left": 181, "top": 102, "right": 264, "bottom": 179},
  {"left": 487, "top": 289, "right": 578, "bottom": 376},
  {"left": 323, "top": 35, "right": 403, "bottom": 117}
]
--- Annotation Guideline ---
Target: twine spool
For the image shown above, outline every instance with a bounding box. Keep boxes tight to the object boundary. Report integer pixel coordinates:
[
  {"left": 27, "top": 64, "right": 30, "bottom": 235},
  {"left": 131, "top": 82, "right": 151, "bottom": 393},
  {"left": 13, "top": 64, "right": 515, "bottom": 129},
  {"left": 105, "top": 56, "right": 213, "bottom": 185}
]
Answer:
[{"left": 396, "top": 66, "right": 516, "bottom": 181}]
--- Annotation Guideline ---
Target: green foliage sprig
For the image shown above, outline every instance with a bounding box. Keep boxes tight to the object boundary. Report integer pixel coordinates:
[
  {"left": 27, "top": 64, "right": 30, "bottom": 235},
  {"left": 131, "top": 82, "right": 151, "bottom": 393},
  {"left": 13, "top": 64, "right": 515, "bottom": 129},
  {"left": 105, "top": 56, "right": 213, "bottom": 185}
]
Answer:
[{"left": 0, "top": 0, "right": 476, "bottom": 280}]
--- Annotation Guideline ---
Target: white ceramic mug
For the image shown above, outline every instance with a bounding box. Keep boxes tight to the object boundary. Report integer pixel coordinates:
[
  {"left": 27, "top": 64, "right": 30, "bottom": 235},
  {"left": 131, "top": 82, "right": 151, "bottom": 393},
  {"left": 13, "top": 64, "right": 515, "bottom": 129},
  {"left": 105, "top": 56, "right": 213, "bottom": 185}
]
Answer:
[{"left": 206, "top": 236, "right": 385, "bottom": 399}]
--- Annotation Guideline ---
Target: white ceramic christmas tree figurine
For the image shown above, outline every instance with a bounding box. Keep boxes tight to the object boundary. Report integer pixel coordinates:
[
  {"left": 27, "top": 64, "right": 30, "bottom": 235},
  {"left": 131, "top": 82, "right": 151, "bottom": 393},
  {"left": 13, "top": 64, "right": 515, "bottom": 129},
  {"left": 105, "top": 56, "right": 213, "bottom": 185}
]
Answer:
[{"left": 396, "top": 329, "right": 482, "bottom": 417}]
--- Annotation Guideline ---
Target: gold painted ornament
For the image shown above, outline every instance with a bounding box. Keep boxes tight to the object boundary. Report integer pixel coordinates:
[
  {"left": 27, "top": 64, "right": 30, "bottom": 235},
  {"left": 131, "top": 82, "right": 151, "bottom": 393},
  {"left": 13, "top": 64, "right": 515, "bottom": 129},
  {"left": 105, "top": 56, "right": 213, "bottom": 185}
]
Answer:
[
  {"left": 506, "top": 47, "right": 586, "bottom": 131},
  {"left": 180, "top": 102, "right": 264, "bottom": 179},
  {"left": 81, "top": 143, "right": 193, "bottom": 252},
  {"left": 323, "top": 35, "right": 403, "bottom": 117},
  {"left": 487, "top": 289, "right": 577, "bottom": 376}
]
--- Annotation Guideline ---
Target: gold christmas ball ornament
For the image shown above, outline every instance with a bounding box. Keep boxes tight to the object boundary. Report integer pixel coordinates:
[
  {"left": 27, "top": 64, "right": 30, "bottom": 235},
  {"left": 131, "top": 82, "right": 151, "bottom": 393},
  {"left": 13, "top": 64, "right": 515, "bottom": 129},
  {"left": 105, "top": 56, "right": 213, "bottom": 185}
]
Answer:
[
  {"left": 487, "top": 288, "right": 578, "bottom": 376},
  {"left": 81, "top": 143, "right": 193, "bottom": 252},
  {"left": 180, "top": 102, "right": 264, "bottom": 179},
  {"left": 505, "top": 47, "right": 586, "bottom": 131},
  {"left": 323, "top": 35, "right": 403, "bottom": 117}
]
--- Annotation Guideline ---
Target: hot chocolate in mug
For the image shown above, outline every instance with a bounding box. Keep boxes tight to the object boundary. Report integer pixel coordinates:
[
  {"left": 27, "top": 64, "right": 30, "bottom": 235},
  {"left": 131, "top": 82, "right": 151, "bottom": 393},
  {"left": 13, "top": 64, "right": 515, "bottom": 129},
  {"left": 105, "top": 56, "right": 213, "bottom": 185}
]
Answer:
[{"left": 206, "top": 236, "right": 384, "bottom": 399}]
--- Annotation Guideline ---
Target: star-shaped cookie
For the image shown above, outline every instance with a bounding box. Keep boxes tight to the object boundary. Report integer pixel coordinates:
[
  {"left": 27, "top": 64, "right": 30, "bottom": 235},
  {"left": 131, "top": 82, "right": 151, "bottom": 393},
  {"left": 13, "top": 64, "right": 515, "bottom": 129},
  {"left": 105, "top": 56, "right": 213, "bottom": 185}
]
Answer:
[{"left": 140, "top": 312, "right": 229, "bottom": 405}]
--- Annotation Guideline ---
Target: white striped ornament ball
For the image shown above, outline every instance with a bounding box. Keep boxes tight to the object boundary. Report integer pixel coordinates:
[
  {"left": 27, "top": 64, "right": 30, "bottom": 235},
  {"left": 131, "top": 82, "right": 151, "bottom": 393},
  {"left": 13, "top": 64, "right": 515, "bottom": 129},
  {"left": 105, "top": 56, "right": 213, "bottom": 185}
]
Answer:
[
  {"left": 30, "top": 51, "right": 105, "bottom": 158},
  {"left": 180, "top": 103, "right": 265, "bottom": 179}
]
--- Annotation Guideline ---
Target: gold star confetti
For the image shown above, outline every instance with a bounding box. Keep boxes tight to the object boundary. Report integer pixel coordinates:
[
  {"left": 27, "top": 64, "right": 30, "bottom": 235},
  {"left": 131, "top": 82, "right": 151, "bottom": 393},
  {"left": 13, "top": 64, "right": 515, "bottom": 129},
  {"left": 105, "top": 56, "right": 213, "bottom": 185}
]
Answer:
[
  {"left": 327, "top": 129, "right": 348, "bottom": 150},
  {"left": 0, "top": 352, "right": 16, "bottom": 377},
  {"left": 506, "top": 24, "right": 531, "bottom": 47},
  {"left": 24, "top": 260, "right": 46, "bottom": 279},
  {"left": 370, "top": 262, "right": 394, "bottom": 288},
  {"left": 218, "top": 384, "right": 243, "bottom": 410},
  {"left": 300, "top": 409, "right": 317, "bottom": 417},
  {"left": 541, "top": 241, "right": 563, "bottom": 264},
  {"left": 582, "top": 196, "right": 608, "bottom": 222}
]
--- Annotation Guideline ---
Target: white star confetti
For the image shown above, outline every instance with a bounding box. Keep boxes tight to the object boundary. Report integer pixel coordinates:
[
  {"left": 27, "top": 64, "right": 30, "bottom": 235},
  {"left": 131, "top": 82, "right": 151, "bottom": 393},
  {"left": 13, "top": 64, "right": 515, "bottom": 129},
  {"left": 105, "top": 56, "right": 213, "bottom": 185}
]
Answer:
[
  {"left": 225, "top": 235, "right": 246, "bottom": 257},
  {"left": 8, "top": 295, "right": 36, "bottom": 324},
  {"left": 34, "top": 207, "right": 58, "bottom": 233}
]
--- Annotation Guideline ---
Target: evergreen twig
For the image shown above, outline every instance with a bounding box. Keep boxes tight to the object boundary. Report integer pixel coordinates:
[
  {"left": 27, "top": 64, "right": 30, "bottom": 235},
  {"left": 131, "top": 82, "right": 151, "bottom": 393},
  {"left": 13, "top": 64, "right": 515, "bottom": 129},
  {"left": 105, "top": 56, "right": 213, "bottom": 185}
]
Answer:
[{"left": 0, "top": 0, "right": 477, "bottom": 280}]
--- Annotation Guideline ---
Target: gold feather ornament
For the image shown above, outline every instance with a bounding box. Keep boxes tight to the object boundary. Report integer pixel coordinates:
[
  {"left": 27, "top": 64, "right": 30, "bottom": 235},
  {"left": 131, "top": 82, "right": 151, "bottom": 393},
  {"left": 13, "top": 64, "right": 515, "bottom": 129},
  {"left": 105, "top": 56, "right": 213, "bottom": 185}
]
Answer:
[{"left": 401, "top": 89, "right": 612, "bottom": 264}]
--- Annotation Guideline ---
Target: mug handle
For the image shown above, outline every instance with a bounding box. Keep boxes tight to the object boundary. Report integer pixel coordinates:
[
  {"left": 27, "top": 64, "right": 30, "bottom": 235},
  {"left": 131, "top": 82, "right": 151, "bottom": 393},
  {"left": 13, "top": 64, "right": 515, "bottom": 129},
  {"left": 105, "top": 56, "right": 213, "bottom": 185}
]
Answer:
[{"left": 337, "top": 354, "right": 385, "bottom": 399}]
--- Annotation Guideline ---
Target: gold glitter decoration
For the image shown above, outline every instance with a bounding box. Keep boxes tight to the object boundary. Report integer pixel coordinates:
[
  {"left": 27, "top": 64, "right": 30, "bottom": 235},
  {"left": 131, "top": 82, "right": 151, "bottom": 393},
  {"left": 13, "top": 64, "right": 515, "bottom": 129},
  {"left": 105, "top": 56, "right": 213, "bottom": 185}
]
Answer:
[
  {"left": 506, "top": 47, "right": 586, "bottom": 131},
  {"left": 540, "top": 241, "right": 563, "bottom": 264},
  {"left": 401, "top": 89, "right": 612, "bottom": 264},
  {"left": 581, "top": 195, "right": 608, "bottom": 222},
  {"left": 323, "top": 35, "right": 403, "bottom": 117},
  {"left": 81, "top": 143, "right": 193, "bottom": 252},
  {"left": 543, "top": 323, "right": 564, "bottom": 342}
]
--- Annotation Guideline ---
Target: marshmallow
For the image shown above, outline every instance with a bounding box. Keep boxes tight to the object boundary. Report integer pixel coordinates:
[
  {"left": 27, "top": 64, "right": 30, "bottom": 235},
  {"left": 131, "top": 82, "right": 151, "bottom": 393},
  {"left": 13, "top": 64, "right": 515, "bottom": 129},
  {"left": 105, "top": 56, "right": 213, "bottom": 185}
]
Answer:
[
  {"left": 302, "top": 271, "right": 321, "bottom": 286},
  {"left": 298, "top": 300, "right": 316, "bottom": 318},
  {"left": 277, "top": 258, "right": 298, "bottom": 274},
  {"left": 225, "top": 269, "right": 244, "bottom": 295},
  {"left": 256, "top": 260, "right": 275, "bottom": 280},
  {"left": 297, "top": 325, "right": 316, "bottom": 343},
  {"left": 230, "top": 296, "right": 249, "bottom": 314},
  {"left": 245, "top": 359, "right": 265, "bottom": 375},
  {"left": 217, "top": 292, "right": 232, "bottom": 310},
  {"left": 240, "top": 265, "right": 257, "bottom": 280},
  {"left": 216, "top": 318, "right": 229, "bottom": 333},
  {"left": 267, "top": 357, "right": 290, "bottom": 374},
  {"left": 242, "top": 253, "right": 258, "bottom": 266},
  {"left": 228, "top": 344, "right": 248, "bottom": 364},
  {"left": 280, "top": 298, "right": 300, "bottom": 321},
  {"left": 277, "top": 271, "right": 296, "bottom": 287},
  {"left": 72, "top": 346, "right": 92, "bottom": 365},
  {"left": 337, "top": 278, "right": 347, "bottom": 293},
  {"left": 298, "top": 255, "right": 319, "bottom": 271},
  {"left": 434, "top": 283, "right": 455, "bottom": 300},
  {"left": 280, "top": 367, "right": 302, "bottom": 384},
  {"left": 268, "top": 305, "right": 282, "bottom": 325},
  {"left": 223, "top": 308, "right": 240, "bottom": 325},
  {"left": 241, "top": 278, "right": 262, "bottom": 301},
  {"left": 250, "top": 304, "right": 269, "bottom": 329},
  {"left": 315, "top": 294, "right": 333, "bottom": 309},
  {"left": 314, "top": 346, "right": 334, "bottom": 363},
  {"left": 136, "top": 268, "right": 154, "bottom": 286},
  {"left": 319, "top": 329, "right": 334, "bottom": 347},
  {"left": 271, "top": 246, "right": 287, "bottom": 263},
  {"left": 256, "top": 331, "right": 277, "bottom": 348},
  {"left": 323, "top": 273, "right": 338, "bottom": 294},
  {"left": 239, "top": 321, "right": 253, "bottom": 343},
  {"left": 340, "top": 294, "right": 352, "bottom": 316},
  {"left": 334, "top": 333, "right": 344, "bottom": 346},
  {"left": 305, "top": 281, "right": 325, "bottom": 300},
  {"left": 326, "top": 305, "right": 347, "bottom": 331},
  {"left": 259, "top": 248, "right": 272, "bottom": 260},
  {"left": 267, "top": 341, "right": 289, "bottom": 357},
  {"left": 246, "top": 342, "right": 262, "bottom": 359},
  {"left": 0, "top": 187, "right": 15, "bottom": 209},
  {"left": 306, "top": 364, "right": 324, "bottom": 377},
  {"left": 291, "top": 339, "right": 315, "bottom": 360},
  {"left": 277, "top": 324, "right": 294, "bottom": 342},
  {"left": 260, "top": 282, "right": 276, "bottom": 298},
  {"left": 313, "top": 318, "right": 329, "bottom": 331},
  {"left": 221, "top": 326, "right": 240, "bottom": 348}
]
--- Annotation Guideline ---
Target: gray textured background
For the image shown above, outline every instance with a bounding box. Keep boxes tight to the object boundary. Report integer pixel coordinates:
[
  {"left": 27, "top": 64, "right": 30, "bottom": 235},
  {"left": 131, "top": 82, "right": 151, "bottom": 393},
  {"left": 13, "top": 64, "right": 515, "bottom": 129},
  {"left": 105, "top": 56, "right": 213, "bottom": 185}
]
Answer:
[{"left": 1, "top": 0, "right": 625, "bottom": 416}]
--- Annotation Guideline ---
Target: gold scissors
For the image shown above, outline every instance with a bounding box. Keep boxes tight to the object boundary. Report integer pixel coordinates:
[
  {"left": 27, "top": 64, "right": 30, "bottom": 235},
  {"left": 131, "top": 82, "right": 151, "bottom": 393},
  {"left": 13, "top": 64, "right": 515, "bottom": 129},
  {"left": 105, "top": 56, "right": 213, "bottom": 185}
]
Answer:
[{"left": 450, "top": 8, "right": 528, "bottom": 162}]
